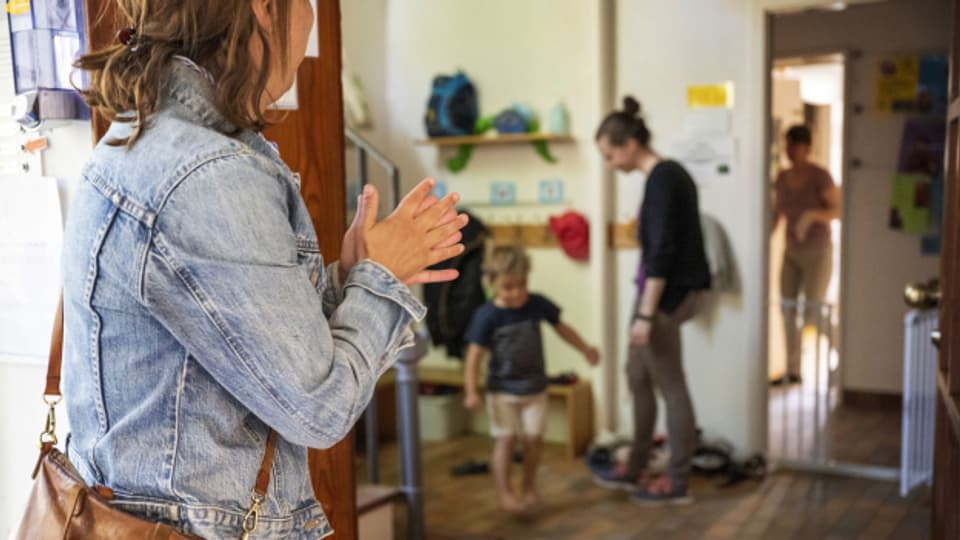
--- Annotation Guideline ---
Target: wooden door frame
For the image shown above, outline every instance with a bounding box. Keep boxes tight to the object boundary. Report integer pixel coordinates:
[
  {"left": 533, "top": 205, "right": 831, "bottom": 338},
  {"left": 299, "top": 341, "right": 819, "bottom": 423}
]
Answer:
[
  {"left": 264, "top": 2, "right": 356, "bottom": 538},
  {"left": 933, "top": 0, "right": 960, "bottom": 537},
  {"left": 85, "top": 1, "right": 357, "bottom": 538},
  {"left": 767, "top": 50, "right": 850, "bottom": 398}
]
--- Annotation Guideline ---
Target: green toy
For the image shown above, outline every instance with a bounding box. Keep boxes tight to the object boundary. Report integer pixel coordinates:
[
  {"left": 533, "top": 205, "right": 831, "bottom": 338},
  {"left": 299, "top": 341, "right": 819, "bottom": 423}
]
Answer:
[
  {"left": 446, "top": 144, "right": 473, "bottom": 173},
  {"left": 526, "top": 117, "right": 557, "bottom": 163},
  {"left": 443, "top": 110, "right": 557, "bottom": 172}
]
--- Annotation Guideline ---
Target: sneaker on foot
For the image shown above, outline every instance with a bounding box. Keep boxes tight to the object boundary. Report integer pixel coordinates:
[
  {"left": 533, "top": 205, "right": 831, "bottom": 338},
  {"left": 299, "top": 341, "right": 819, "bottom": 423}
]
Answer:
[
  {"left": 631, "top": 476, "right": 694, "bottom": 507},
  {"left": 592, "top": 462, "right": 640, "bottom": 491}
]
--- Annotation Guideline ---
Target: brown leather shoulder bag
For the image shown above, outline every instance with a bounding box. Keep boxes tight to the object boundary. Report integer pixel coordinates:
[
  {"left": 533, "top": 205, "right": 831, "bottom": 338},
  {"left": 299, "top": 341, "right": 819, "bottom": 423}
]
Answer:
[{"left": 13, "top": 295, "right": 276, "bottom": 540}]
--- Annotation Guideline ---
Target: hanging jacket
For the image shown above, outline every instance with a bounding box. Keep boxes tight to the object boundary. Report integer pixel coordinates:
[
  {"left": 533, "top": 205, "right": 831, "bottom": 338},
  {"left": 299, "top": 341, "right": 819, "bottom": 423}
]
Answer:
[
  {"left": 700, "top": 213, "right": 738, "bottom": 293},
  {"left": 423, "top": 211, "right": 488, "bottom": 358}
]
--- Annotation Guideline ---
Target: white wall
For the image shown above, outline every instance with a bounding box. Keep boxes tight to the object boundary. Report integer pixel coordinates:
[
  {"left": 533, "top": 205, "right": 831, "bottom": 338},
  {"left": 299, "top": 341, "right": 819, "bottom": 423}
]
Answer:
[
  {"left": 614, "top": 0, "right": 771, "bottom": 455},
  {"left": 0, "top": 121, "right": 91, "bottom": 537},
  {"left": 342, "top": 0, "right": 617, "bottom": 431},
  {"left": 773, "top": 0, "right": 950, "bottom": 394}
]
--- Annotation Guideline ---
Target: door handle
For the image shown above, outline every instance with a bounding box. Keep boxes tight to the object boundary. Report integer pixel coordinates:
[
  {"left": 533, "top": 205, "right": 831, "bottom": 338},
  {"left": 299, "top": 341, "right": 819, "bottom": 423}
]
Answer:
[
  {"left": 905, "top": 278, "right": 941, "bottom": 309},
  {"left": 932, "top": 329, "right": 941, "bottom": 349}
]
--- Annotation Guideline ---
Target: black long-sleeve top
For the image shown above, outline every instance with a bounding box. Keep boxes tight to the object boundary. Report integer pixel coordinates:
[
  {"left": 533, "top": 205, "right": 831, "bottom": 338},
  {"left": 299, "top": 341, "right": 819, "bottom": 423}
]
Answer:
[{"left": 639, "top": 160, "right": 711, "bottom": 314}]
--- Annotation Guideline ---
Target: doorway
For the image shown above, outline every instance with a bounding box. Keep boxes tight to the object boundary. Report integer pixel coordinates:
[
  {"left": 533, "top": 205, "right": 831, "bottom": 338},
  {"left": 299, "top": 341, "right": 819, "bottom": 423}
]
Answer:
[{"left": 768, "top": 53, "right": 900, "bottom": 477}]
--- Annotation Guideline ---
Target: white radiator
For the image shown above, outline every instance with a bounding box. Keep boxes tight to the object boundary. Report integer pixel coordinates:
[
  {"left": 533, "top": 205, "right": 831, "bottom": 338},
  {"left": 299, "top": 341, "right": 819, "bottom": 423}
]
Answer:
[{"left": 900, "top": 309, "right": 938, "bottom": 496}]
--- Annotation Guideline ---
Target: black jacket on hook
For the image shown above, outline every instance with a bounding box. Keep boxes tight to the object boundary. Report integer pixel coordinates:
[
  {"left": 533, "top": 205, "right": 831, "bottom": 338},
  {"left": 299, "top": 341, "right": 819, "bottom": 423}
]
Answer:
[{"left": 423, "top": 211, "right": 488, "bottom": 359}]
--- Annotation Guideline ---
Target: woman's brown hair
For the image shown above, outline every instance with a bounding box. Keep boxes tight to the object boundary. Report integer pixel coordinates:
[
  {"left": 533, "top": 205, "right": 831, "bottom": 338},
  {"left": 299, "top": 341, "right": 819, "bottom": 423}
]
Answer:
[
  {"left": 595, "top": 95, "right": 651, "bottom": 148},
  {"left": 76, "top": 0, "right": 292, "bottom": 146}
]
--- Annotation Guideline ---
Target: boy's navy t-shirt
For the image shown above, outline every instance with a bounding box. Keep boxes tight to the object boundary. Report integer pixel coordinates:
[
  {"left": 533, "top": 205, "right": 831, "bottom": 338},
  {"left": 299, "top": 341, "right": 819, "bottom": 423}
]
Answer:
[{"left": 464, "top": 293, "right": 561, "bottom": 395}]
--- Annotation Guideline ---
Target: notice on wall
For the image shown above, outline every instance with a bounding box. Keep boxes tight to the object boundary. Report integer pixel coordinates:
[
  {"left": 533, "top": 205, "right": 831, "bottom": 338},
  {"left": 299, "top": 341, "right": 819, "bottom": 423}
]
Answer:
[
  {"left": 670, "top": 136, "right": 735, "bottom": 186},
  {"left": 890, "top": 118, "right": 946, "bottom": 254},
  {"left": 875, "top": 53, "right": 948, "bottom": 114},
  {"left": 0, "top": 176, "right": 62, "bottom": 359},
  {"left": 687, "top": 82, "right": 734, "bottom": 109},
  {"left": 898, "top": 117, "right": 946, "bottom": 176},
  {"left": 889, "top": 173, "right": 932, "bottom": 234}
]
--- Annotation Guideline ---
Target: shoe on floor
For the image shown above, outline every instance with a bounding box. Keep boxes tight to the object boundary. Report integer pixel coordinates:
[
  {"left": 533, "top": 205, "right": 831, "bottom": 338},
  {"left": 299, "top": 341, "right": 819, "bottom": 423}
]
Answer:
[
  {"left": 769, "top": 373, "right": 802, "bottom": 386},
  {"left": 631, "top": 476, "right": 694, "bottom": 507},
  {"left": 450, "top": 459, "right": 489, "bottom": 476},
  {"left": 592, "top": 463, "right": 638, "bottom": 491}
]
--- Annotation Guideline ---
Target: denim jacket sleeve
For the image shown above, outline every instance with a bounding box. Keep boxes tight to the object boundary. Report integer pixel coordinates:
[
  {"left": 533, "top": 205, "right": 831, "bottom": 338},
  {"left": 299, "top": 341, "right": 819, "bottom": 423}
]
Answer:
[
  {"left": 322, "top": 261, "right": 346, "bottom": 317},
  {"left": 142, "top": 152, "right": 425, "bottom": 448}
]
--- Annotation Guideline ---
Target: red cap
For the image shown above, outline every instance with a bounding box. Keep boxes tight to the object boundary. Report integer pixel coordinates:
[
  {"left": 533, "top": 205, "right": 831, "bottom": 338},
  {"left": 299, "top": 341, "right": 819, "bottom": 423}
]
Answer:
[{"left": 548, "top": 211, "right": 590, "bottom": 261}]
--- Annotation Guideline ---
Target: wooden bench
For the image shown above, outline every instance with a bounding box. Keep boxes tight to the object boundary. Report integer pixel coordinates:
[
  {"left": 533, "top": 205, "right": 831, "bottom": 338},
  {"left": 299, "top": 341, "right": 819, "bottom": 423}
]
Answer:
[
  {"left": 357, "top": 484, "right": 401, "bottom": 540},
  {"left": 417, "top": 366, "right": 593, "bottom": 459}
]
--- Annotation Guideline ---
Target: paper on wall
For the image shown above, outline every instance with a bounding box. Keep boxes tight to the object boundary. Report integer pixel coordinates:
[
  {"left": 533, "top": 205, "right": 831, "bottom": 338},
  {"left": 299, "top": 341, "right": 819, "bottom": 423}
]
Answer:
[
  {"left": 687, "top": 82, "right": 734, "bottom": 109},
  {"left": 683, "top": 108, "right": 732, "bottom": 136},
  {"left": 669, "top": 136, "right": 735, "bottom": 186},
  {"left": 0, "top": 176, "right": 62, "bottom": 359}
]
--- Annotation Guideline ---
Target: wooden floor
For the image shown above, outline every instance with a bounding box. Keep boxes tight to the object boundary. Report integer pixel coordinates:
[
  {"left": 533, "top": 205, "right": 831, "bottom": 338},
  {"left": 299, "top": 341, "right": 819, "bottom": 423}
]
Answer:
[
  {"left": 769, "top": 385, "right": 902, "bottom": 467},
  {"left": 357, "top": 435, "right": 930, "bottom": 540}
]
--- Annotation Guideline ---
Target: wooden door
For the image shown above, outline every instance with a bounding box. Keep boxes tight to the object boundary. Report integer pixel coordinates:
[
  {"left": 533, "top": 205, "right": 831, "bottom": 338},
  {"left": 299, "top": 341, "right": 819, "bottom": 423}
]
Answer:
[
  {"left": 85, "top": 1, "right": 357, "bottom": 538},
  {"left": 934, "top": 0, "right": 960, "bottom": 537},
  {"left": 263, "top": 2, "right": 357, "bottom": 538}
]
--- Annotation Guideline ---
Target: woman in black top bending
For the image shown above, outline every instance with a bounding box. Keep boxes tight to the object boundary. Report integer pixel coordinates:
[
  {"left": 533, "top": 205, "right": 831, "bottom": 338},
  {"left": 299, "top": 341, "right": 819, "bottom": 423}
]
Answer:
[{"left": 593, "top": 96, "right": 710, "bottom": 505}]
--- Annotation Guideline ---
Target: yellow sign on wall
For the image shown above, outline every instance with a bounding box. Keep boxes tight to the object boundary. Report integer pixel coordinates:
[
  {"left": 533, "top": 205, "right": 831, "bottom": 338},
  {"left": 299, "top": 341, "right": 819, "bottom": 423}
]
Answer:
[
  {"left": 875, "top": 55, "right": 919, "bottom": 113},
  {"left": 687, "top": 82, "right": 734, "bottom": 109},
  {"left": 6, "top": 0, "right": 30, "bottom": 15}
]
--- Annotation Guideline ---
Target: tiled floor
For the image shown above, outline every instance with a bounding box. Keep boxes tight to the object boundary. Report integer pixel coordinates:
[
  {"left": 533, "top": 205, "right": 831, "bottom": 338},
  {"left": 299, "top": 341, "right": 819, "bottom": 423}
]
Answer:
[{"left": 358, "top": 435, "right": 930, "bottom": 540}]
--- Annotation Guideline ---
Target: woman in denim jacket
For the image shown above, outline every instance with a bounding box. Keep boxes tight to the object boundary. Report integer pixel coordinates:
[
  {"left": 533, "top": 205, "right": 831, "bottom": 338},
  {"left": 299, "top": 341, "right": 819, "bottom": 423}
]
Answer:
[{"left": 62, "top": 1, "right": 467, "bottom": 537}]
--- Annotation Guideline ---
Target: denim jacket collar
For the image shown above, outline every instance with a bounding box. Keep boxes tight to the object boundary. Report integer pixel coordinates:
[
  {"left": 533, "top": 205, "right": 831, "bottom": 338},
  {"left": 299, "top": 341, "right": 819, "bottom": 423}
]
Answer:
[{"left": 165, "top": 58, "right": 284, "bottom": 167}]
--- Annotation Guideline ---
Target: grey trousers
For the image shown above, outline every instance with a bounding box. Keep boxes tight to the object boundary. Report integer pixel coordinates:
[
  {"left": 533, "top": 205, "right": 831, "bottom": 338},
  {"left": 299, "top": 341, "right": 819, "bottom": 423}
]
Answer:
[{"left": 626, "top": 293, "right": 699, "bottom": 480}]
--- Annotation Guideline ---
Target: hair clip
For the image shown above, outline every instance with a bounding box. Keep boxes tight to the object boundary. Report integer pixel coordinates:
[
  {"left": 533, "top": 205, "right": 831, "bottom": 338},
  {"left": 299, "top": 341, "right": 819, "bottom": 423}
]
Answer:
[{"left": 117, "top": 27, "right": 137, "bottom": 49}]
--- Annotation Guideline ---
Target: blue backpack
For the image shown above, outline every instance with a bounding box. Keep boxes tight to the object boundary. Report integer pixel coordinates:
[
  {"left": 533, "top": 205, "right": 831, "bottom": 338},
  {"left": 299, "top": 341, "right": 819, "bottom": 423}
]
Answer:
[{"left": 425, "top": 72, "right": 478, "bottom": 137}]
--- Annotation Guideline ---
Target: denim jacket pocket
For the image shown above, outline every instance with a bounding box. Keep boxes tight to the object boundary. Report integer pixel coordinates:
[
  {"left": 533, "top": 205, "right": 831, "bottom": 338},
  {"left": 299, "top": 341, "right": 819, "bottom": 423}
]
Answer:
[{"left": 296, "top": 236, "right": 323, "bottom": 290}]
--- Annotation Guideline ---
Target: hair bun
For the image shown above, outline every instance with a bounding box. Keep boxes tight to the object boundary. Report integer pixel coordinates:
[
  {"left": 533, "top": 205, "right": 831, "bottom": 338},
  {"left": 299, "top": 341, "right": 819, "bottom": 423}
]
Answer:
[{"left": 622, "top": 96, "right": 641, "bottom": 117}]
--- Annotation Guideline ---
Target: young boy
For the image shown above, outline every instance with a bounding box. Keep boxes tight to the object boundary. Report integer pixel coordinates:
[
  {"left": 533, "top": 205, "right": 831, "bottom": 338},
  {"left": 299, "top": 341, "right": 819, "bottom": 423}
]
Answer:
[{"left": 463, "top": 245, "right": 600, "bottom": 513}]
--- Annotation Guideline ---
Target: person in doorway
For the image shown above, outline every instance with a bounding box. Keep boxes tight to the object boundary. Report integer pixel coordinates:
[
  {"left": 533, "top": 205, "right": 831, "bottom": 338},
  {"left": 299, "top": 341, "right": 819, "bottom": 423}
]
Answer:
[
  {"left": 772, "top": 125, "right": 840, "bottom": 385},
  {"left": 463, "top": 245, "right": 600, "bottom": 513},
  {"left": 592, "top": 96, "right": 711, "bottom": 505},
  {"left": 62, "top": 1, "right": 468, "bottom": 538}
]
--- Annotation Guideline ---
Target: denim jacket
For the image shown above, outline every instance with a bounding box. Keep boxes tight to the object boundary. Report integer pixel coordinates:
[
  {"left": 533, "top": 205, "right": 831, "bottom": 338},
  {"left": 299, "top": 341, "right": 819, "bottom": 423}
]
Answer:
[{"left": 60, "top": 59, "right": 425, "bottom": 539}]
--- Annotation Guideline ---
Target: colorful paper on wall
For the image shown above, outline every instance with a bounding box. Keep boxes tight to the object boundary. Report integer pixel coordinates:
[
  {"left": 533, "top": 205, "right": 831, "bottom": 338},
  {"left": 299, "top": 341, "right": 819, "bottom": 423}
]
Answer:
[
  {"left": 889, "top": 174, "right": 931, "bottom": 234},
  {"left": 875, "top": 53, "right": 948, "bottom": 113},
  {"left": 898, "top": 118, "right": 946, "bottom": 176},
  {"left": 6, "top": 0, "right": 30, "bottom": 15},
  {"left": 922, "top": 233, "right": 941, "bottom": 256},
  {"left": 687, "top": 83, "right": 734, "bottom": 109},
  {"left": 918, "top": 54, "right": 949, "bottom": 115}
]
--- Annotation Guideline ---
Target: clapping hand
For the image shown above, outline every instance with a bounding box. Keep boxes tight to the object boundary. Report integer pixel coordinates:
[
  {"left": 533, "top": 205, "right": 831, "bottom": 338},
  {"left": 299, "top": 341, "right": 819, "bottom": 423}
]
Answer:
[{"left": 340, "top": 178, "right": 469, "bottom": 284}]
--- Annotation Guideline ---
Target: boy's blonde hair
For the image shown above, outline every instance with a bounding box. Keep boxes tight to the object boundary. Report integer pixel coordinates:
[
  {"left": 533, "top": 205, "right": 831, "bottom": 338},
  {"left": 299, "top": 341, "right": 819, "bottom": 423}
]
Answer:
[{"left": 483, "top": 244, "right": 531, "bottom": 282}]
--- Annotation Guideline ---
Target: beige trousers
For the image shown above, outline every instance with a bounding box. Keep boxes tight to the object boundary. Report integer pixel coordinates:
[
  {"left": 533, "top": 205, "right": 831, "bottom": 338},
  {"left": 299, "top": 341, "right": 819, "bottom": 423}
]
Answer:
[{"left": 780, "top": 245, "right": 833, "bottom": 376}]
